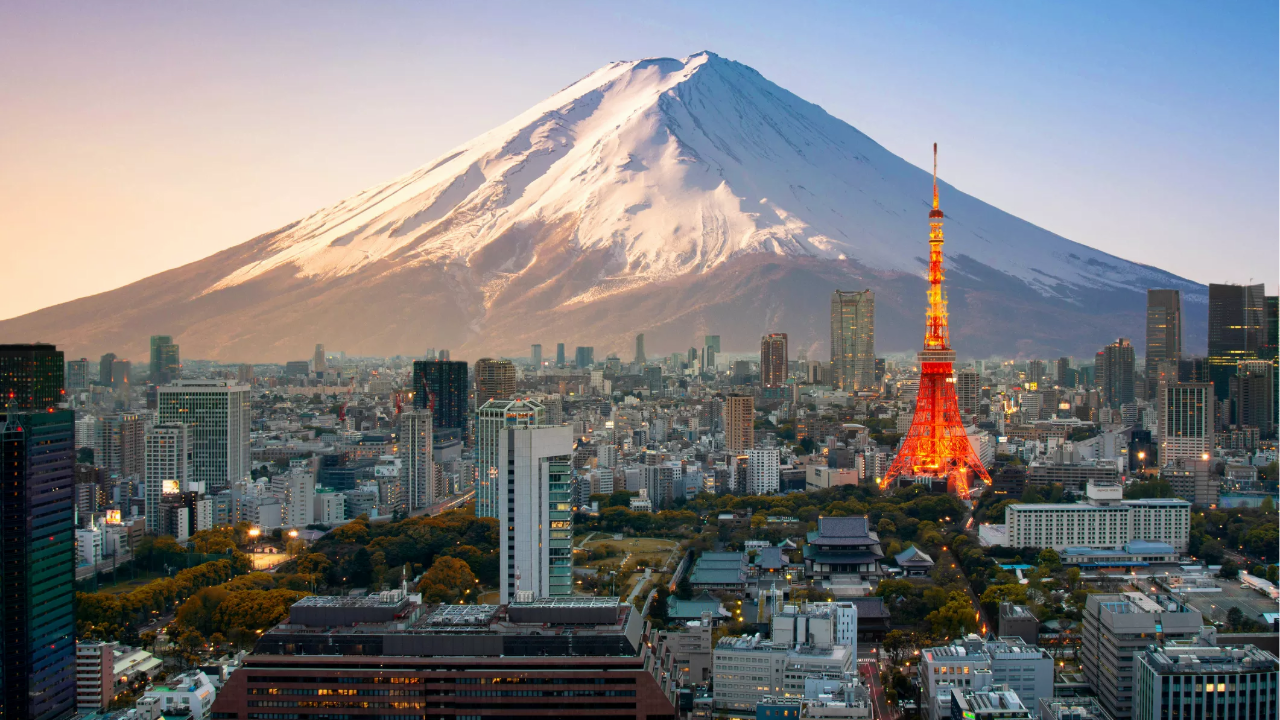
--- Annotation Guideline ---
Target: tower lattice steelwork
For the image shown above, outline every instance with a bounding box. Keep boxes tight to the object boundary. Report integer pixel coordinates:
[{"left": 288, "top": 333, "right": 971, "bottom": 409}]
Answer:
[{"left": 882, "top": 145, "right": 991, "bottom": 498}]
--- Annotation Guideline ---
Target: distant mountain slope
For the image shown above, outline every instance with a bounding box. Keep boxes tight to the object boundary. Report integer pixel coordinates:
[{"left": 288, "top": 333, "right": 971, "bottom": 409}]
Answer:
[{"left": 0, "top": 51, "right": 1204, "bottom": 362}]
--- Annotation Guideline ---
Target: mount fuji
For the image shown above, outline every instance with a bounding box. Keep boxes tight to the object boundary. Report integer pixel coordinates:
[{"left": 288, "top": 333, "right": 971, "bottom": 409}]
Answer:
[{"left": 2, "top": 51, "right": 1204, "bottom": 362}]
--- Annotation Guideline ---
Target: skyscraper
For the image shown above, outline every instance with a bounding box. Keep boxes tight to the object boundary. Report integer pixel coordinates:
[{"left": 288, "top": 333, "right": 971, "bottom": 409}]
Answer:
[
  {"left": 530, "top": 344, "right": 542, "bottom": 368},
  {"left": 1144, "top": 289, "right": 1182, "bottom": 398},
  {"left": 0, "top": 344, "right": 76, "bottom": 720},
  {"left": 0, "top": 343, "right": 65, "bottom": 410},
  {"left": 759, "top": 333, "right": 788, "bottom": 388},
  {"left": 149, "top": 335, "right": 180, "bottom": 384},
  {"left": 704, "top": 335, "right": 721, "bottom": 355},
  {"left": 1265, "top": 295, "right": 1278, "bottom": 415},
  {"left": 555, "top": 343, "right": 566, "bottom": 368},
  {"left": 1097, "top": 338, "right": 1136, "bottom": 409},
  {"left": 476, "top": 399, "right": 546, "bottom": 520},
  {"left": 635, "top": 334, "right": 646, "bottom": 365},
  {"left": 830, "top": 289, "right": 876, "bottom": 392},
  {"left": 496, "top": 423, "right": 574, "bottom": 603},
  {"left": 412, "top": 360, "right": 468, "bottom": 438},
  {"left": 1234, "top": 360, "right": 1274, "bottom": 436},
  {"left": 474, "top": 358, "right": 516, "bottom": 404},
  {"left": 1027, "top": 360, "right": 1046, "bottom": 387},
  {"left": 724, "top": 394, "right": 754, "bottom": 453},
  {"left": 1207, "top": 283, "right": 1266, "bottom": 401},
  {"left": 1158, "top": 382, "right": 1214, "bottom": 461},
  {"left": 574, "top": 346, "right": 594, "bottom": 369},
  {"left": 156, "top": 381, "right": 251, "bottom": 493},
  {"left": 144, "top": 423, "right": 191, "bottom": 534},
  {"left": 109, "top": 358, "right": 131, "bottom": 390},
  {"left": 314, "top": 344, "right": 327, "bottom": 375},
  {"left": 98, "top": 352, "right": 116, "bottom": 386},
  {"left": 398, "top": 409, "right": 435, "bottom": 512},
  {"left": 65, "top": 358, "right": 89, "bottom": 392}
]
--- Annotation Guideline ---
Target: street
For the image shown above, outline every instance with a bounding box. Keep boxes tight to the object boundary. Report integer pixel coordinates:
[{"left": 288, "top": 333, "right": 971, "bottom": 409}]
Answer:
[{"left": 861, "top": 660, "right": 897, "bottom": 720}]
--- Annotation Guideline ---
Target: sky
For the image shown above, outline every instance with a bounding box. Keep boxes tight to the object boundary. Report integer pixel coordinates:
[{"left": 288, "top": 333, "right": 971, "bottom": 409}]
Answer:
[{"left": 1, "top": 1, "right": 1276, "bottom": 320}]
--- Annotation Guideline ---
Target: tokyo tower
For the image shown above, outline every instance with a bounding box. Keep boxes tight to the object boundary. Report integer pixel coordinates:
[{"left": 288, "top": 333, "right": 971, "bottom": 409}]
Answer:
[{"left": 881, "top": 144, "right": 991, "bottom": 499}]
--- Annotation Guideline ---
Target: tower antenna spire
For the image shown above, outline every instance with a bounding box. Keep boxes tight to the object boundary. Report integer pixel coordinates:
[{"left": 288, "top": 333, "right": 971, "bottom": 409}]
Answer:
[{"left": 932, "top": 142, "right": 939, "bottom": 211}]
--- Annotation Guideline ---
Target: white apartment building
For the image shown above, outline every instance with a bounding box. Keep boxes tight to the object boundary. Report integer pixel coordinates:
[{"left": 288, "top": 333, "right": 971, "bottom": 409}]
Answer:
[
  {"left": 597, "top": 444, "right": 620, "bottom": 468},
  {"left": 397, "top": 408, "right": 435, "bottom": 512},
  {"left": 918, "top": 636, "right": 1053, "bottom": 720},
  {"left": 75, "top": 415, "right": 98, "bottom": 450},
  {"left": 1002, "top": 482, "right": 1190, "bottom": 552},
  {"left": 144, "top": 423, "right": 191, "bottom": 534},
  {"left": 498, "top": 424, "right": 574, "bottom": 603},
  {"left": 156, "top": 381, "right": 250, "bottom": 493},
  {"left": 477, "top": 399, "right": 546, "bottom": 520},
  {"left": 313, "top": 489, "right": 346, "bottom": 525},
  {"left": 747, "top": 448, "right": 780, "bottom": 495},
  {"left": 274, "top": 469, "right": 315, "bottom": 528},
  {"left": 141, "top": 670, "right": 217, "bottom": 719},
  {"left": 1158, "top": 383, "right": 1214, "bottom": 461}
]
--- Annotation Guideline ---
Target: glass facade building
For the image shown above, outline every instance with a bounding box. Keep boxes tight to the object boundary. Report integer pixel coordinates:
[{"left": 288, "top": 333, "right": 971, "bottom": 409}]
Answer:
[
  {"left": 156, "top": 381, "right": 250, "bottom": 493},
  {"left": 829, "top": 290, "right": 875, "bottom": 392}
]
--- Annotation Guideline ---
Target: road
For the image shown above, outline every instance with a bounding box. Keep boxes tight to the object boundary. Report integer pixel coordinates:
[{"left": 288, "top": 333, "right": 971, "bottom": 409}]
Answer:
[{"left": 861, "top": 660, "right": 897, "bottom": 720}]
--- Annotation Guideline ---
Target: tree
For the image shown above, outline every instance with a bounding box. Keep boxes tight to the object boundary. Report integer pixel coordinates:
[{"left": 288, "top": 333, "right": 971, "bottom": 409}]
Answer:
[
  {"left": 1038, "top": 548, "right": 1062, "bottom": 572},
  {"left": 417, "top": 556, "right": 477, "bottom": 604},
  {"left": 176, "top": 587, "right": 230, "bottom": 636},
  {"left": 1227, "top": 606, "right": 1244, "bottom": 629},
  {"left": 295, "top": 553, "right": 332, "bottom": 576},
  {"left": 925, "top": 591, "right": 979, "bottom": 640},
  {"left": 675, "top": 574, "right": 693, "bottom": 601},
  {"left": 1217, "top": 560, "right": 1239, "bottom": 580}
]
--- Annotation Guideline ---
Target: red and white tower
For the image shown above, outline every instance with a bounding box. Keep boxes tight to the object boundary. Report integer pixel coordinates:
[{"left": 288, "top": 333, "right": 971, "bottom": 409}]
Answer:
[{"left": 882, "top": 145, "right": 991, "bottom": 499}]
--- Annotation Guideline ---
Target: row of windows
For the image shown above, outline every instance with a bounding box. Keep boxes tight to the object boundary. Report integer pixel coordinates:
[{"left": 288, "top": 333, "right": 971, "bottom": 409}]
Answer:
[
  {"left": 248, "top": 688, "right": 421, "bottom": 696},
  {"left": 456, "top": 689, "right": 636, "bottom": 697},
  {"left": 248, "top": 701, "right": 424, "bottom": 709}
]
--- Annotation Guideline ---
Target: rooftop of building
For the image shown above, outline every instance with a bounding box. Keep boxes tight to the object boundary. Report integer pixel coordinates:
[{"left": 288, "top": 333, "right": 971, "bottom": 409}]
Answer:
[
  {"left": 1092, "top": 592, "right": 1195, "bottom": 615},
  {"left": 999, "top": 603, "right": 1037, "bottom": 620},
  {"left": 1038, "top": 697, "right": 1114, "bottom": 720},
  {"left": 894, "top": 545, "right": 935, "bottom": 566},
  {"left": 1140, "top": 645, "right": 1279, "bottom": 674},
  {"left": 953, "top": 686, "right": 1027, "bottom": 713}
]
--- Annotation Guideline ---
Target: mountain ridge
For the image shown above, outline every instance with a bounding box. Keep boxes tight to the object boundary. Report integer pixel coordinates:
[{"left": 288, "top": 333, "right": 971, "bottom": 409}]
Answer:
[{"left": 0, "top": 51, "right": 1205, "bottom": 362}]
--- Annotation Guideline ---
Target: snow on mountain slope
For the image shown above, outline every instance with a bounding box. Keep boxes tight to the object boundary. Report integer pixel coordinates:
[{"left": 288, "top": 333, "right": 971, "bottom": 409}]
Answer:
[{"left": 205, "top": 51, "right": 1199, "bottom": 306}]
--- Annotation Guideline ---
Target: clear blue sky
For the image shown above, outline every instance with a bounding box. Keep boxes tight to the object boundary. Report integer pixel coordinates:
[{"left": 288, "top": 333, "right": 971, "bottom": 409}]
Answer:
[{"left": 1, "top": 1, "right": 1275, "bottom": 319}]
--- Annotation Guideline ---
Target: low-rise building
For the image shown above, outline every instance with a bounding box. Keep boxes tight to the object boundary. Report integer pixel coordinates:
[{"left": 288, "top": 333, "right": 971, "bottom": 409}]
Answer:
[
  {"left": 949, "top": 685, "right": 1036, "bottom": 720},
  {"left": 997, "top": 603, "right": 1039, "bottom": 646},
  {"left": 998, "top": 481, "right": 1190, "bottom": 552},
  {"left": 803, "top": 517, "right": 884, "bottom": 585},
  {"left": 919, "top": 636, "right": 1052, "bottom": 720},
  {"left": 141, "top": 670, "right": 217, "bottom": 720}
]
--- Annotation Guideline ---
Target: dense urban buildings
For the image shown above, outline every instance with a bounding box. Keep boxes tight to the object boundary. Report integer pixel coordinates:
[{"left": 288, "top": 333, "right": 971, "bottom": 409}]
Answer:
[
  {"left": 0, "top": 344, "right": 76, "bottom": 720},
  {"left": 830, "top": 289, "right": 876, "bottom": 391},
  {"left": 148, "top": 335, "right": 180, "bottom": 384}
]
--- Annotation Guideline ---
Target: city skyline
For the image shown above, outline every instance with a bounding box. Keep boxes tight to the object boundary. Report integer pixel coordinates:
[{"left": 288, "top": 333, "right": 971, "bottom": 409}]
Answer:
[{"left": 1, "top": 2, "right": 1276, "bottom": 325}]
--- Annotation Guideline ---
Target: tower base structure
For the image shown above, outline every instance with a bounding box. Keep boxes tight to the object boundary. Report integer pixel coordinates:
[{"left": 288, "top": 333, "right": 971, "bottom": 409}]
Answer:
[{"left": 882, "top": 350, "right": 991, "bottom": 498}]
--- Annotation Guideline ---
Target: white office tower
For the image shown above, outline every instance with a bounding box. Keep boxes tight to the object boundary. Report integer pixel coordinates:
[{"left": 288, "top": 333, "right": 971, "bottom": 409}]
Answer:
[
  {"left": 747, "top": 448, "right": 780, "bottom": 495},
  {"left": 157, "top": 381, "right": 250, "bottom": 493},
  {"left": 398, "top": 409, "right": 435, "bottom": 512},
  {"left": 498, "top": 424, "right": 574, "bottom": 604},
  {"left": 476, "top": 398, "right": 546, "bottom": 520},
  {"left": 143, "top": 423, "right": 191, "bottom": 534},
  {"left": 276, "top": 470, "right": 315, "bottom": 528},
  {"left": 75, "top": 415, "right": 98, "bottom": 450},
  {"left": 313, "top": 489, "right": 346, "bottom": 524}
]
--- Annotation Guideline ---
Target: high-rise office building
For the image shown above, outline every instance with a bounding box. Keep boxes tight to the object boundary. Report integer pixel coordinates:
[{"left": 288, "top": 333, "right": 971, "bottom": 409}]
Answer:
[
  {"left": 1097, "top": 338, "right": 1136, "bottom": 409},
  {"left": 1027, "top": 359, "right": 1046, "bottom": 386},
  {"left": 530, "top": 344, "right": 542, "bottom": 368},
  {"left": 1144, "top": 290, "right": 1182, "bottom": 398},
  {"left": 574, "top": 346, "right": 594, "bottom": 369},
  {"left": 1055, "top": 357, "right": 1071, "bottom": 386},
  {"left": 412, "top": 360, "right": 468, "bottom": 437},
  {"left": 474, "top": 358, "right": 516, "bottom": 404},
  {"left": 97, "top": 413, "right": 145, "bottom": 479},
  {"left": 646, "top": 366, "right": 662, "bottom": 395},
  {"left": 830, "top": 289, "right": 875, "bottom": 392},
  {"left": 398, "top": 409, "right": 435, "bottom": 512},
  {"left": 704, "top": 335, "right": 721, "bottom": 355},
  {"left": 149, "top": 335, "right": 180, "bottom": 384},
  {"left": 496, "top": 423, "right": 574, "bottom": 603},
  {"left": 635, "top": 334, "right": 646, "bottom": 365},
  {"left": 0, "top": 344, "right": 76, "bottom": 720},
  {"left": 1133, "top": 645, "right": 1278, "bottom": 720},
  {"left": 725, "top": 394, "right": 754, "bottom": 453},
  {"left": 1158, "top": 383, "right": 1214, "bottom": 461},
  {"left": 65, "top": 358, "right": 89, "bottom": 392},
  {"left": 760, "top": 333, "right": 788, "bottom": 388},
  {"left": 555, "top": 343, "right": 566, "bottom": 368},
  {"left": 476, "top": 399, "right": 546, "bottom": 520},
  {"left": 1265, "top": 295, "right": 1278, "bottom": 414},
  {"left": 98, "top": 353, "right": 116, "bottom": 386},
  {"left": 1208, "top": 283, "right": 1266, "bottom": 401},
  {"left": 956, "top": 368, "right": 981, "bottom": 415},
  {"left": 109, "top": 358, "right": 131, "bottom": 390},
  {"left": 1234, "top": 360, "right": 1275, "bottom": 436},
  {"left": 156, "top": 381, "right": 251, "bottom": 493},
  {"left": 313, "top": 344, "right": 326, "bottom": 375},
  {"left": 144, "top": 423, "right": 191, "bottom": 534},
  {"left": 0, "top": 343, "right": 65, "bottom": 410}
]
